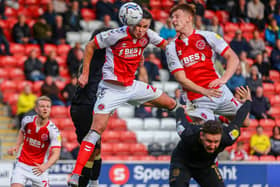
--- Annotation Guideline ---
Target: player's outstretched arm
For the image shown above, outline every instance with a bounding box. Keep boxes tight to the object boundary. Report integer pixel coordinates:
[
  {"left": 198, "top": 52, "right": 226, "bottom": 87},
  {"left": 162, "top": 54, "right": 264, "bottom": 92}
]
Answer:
[
  {"left": 32, "top": 147, "right": 61, "bottom": 176},
  {"left": 78, "top": 39, "right": 98, "bottom": 88},
  {"left": 174, "top": 71, "right": 222, "bottom": 99},
  {"left": 7, "top": 130, "right": 24, "bottom": 156},
  {"left": 230, "top": 86, "right": 252, "bottom": 127},
  {"left": 209, "top": 48, "right": 239, "bottom": 88}
]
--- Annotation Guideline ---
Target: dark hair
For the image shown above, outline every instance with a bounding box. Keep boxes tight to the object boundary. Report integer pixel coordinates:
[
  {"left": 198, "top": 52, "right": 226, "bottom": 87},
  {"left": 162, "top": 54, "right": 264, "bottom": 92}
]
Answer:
[
  {"left": 142, "top": 8, "right": 153, "bottom": 20},
  {"left": 256, "top": 125, "right": 263, "bottom": 130},
  {"left": 272, "top": 125, "right": 280, "bottom": 136},
  {"left": 170, "top": 3, "right": 196, "bottom": 17},
  {"left": 202, "top": 120, "right": 223, "bottom": 135}
]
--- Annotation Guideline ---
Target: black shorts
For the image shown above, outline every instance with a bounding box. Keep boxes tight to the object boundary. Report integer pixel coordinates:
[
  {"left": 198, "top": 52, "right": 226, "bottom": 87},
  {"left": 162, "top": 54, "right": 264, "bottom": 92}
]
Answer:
[
  {"left": 70, "top": 104, "right": 93, "bottom": 143},
  {"left": 169, "top": 160, "right": 225, "bottom": 187}
]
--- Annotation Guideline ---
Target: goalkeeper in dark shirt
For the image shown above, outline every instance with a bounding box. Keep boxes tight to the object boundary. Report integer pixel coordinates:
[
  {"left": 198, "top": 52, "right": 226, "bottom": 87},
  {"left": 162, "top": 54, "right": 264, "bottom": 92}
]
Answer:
[{"left": 170, "top": 86, "right": 252, "bottom": 187}]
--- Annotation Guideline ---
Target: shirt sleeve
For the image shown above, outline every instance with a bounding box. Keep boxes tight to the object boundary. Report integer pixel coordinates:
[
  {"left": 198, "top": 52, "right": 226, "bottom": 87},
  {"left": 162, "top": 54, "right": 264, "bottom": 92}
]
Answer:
[
  {"left": 197, "top": 30, "right": 229, "bottom": 56},
  {"left": 94, "top": 27, "right": 127, "bottom": 49},
  {"left": 166, "top": 41, "right": 184, "bottom": 74},
  {"left": 48, "top": 124, "right": 61, "bottom": 148},
  {"left": 147, "top": 29, "right": 165, "bottom": 47},
  {"left": 20, "top": 115, "right": 33, "bottom": 132}
]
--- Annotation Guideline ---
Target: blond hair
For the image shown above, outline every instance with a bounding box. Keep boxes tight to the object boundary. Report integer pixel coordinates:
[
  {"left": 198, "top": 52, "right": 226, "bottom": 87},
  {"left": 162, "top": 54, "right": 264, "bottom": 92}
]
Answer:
[{"left": 35, "top": 96, "right": 52, "bottom": 106}]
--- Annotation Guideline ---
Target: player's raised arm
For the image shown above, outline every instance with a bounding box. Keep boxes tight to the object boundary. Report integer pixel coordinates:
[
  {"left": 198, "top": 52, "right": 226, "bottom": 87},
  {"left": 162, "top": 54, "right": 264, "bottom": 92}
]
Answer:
[{"left": 78, "top": 39, "right": 98, "bottom": 88}]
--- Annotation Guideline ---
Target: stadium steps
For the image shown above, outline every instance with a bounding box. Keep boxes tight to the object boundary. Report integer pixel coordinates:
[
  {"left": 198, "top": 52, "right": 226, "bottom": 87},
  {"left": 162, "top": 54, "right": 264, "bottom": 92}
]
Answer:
[{"left": 0, "top": 104, "right": 18, "bottom": 160}]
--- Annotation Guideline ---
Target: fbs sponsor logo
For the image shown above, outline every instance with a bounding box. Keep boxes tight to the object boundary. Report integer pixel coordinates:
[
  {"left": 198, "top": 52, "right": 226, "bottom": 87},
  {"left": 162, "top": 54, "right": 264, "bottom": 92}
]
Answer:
[{"left": 109, "top": 164, "right": 130, "bottom": 185}]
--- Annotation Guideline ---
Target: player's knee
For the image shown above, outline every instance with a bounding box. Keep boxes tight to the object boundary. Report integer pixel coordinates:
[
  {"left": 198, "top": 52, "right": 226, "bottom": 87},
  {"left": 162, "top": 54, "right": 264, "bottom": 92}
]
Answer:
[{"left": 92, "top": 115, "right": 109, "bottom": 133}]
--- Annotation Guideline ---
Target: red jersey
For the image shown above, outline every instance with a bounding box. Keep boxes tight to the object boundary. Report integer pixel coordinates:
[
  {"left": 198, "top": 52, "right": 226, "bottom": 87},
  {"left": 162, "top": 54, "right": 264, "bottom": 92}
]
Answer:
[
  {"left": 166, "top": 30, "right": 229, "bottom": 100},
  {"left": 94, "top": 26, "right": 165, "bottom": 86},
  {"left": 18, "top": 115, "right": 61, "bottom": 166}
]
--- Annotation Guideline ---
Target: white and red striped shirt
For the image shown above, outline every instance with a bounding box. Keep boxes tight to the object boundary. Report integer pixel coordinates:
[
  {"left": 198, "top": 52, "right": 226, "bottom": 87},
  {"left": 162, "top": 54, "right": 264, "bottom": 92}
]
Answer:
[
  {"left": 94, "top": 26, "right": 165, "bottom": 86},
  {"left": 166, "top": 30, "right": 229, "bottom": 101},
  {"left": 18, "top": 115, "right": 61, "bottom": 166}
]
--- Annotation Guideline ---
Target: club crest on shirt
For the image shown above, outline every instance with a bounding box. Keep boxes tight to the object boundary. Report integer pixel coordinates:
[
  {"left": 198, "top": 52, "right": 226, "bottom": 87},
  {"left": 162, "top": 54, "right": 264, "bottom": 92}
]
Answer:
[
  {"left": 196, "top": 40, "right": 206, "bottom": 50},
  {"left": 229, "top": 129, "right": 239, "bottom": 140},
  {"left": 41, "top": 133, "right": 49, "bottom": 141},
  {"left": 139, "top": 38, "right": 148, "bottom": 47},
  {"left": 98, "top": 104, "right": 105, "bottom": 110}
]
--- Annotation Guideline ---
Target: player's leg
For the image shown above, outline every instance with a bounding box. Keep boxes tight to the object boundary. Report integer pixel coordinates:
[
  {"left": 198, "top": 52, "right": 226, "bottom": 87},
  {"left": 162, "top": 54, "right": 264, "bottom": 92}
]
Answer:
[
  {"left": 31, "top": 171, "right": 49, "bottom": 187},
  {"left": 169, "top": 162, "right": 191, "bottom": 187},
  {"left": 88, "top": 142, "right": 102, "bottom": 187},
  {"left": 193, "top": 164, "right": 225, "bottom": 187},
  {"left": 69, "top": 81, "right": 130, "bottom": 186}
]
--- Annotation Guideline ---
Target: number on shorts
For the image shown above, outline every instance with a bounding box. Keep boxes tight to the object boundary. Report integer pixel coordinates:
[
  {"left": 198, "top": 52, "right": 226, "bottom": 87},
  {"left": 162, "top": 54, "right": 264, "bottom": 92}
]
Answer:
[
  {"left": 146, "top": 85, "right": 157, "bottom": 93},
  {"left": 42, "top": 180, "right": 48, "bottom": 187}
]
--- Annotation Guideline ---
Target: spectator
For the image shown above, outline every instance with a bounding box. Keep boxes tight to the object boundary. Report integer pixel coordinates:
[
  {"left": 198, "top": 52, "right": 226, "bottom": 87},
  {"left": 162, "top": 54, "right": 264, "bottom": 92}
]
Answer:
[
  {"left": 164, "top": 142, "right": 176, "bottom": 155},
  {"left": 249, "top": 30, "right": 266, "bottom": 59},
  {"left": 33, "top": 16, "right": 53, "bottom": 55},
  {"left": 251, "top": 86, "right": 273, "bottom": 120},
  {"left": 230, "top": 141, "right": 249, "bottom": 161},
  {"left": 274, "top": 5, "right": 280, "bottom": 26},
  {"left": 230, "top": 0, "right": 249, "bottom": 23},
  {"left": 67, "top": 42, "right": 82, "bottom": 65},
  {"left": 0, "top": 26, "right": 11, "bottom": 55},
  {"left": 270, "top": 39, "right": 280, "bottom": 71},
  {"left": 194, "top": 15, "right": 206, "bottom": 30},
  {"left": 53, "top": 0, "right": 68, "bottom": 15},
  {"left": 253, "top": 53, "right": 272, "bottom": 83},
  {"left": 265, "top": 0, "right": 278, "bottom": 22},
  {"left": 64, "top": 1, "right": 81, "bottom": 31},
  {"left": 12, "top": 14, "right": 32, "bottom": 44},
  {"left": 24, "top": 49, "right": 45, "bottom": 81},
  {"left": 239, "top": 51, "right": 250, "bottom": 77},
  {"left": 43, "top": 2, "right": 57, "bottom": 27},
  {"left": 193, "top": 0, "right": 205, "bottom": 17},
  {"left": 174, "top": 88, "right": 186, "bottom": 105},
  {"left": 16, "top": 83, "right": 37, "bottom": 128},
  {"left": 230, "top": 29, "right": 251, "bottom": 56},
  {"left": 226, "top": 65, "right": 246, "bottom": 93},
  {"left": 270, "top": 126, "right": 280, "bottom": 157},
  {"left": 67, "top": 48, "right": 83, "bottom": 76},
  {"left": 159, "top": 18, "right": 176, "bottom": 41},
  {"left": 148, "top": 142, "right": 164, "bottom": 156},
  {"left": 144, "top": 53, "right": 160, "bottom": 83},
  {"left": 0, "top": 0, "right": 6, "bottom": 20},
  {"left": 206, "top": 16, "right": 224, "bottom": 37},
  {"left": 218, "top": 150, "right": 230, "bottom": 161},
  {"left": 98, "top": 14, "right": 118, "bottom": 30},
  {"left": 246, "top": 66, "right": 262, "bottom": 96},
  {"left": 96, "top": 0, "right": 116, "bottom": 21},
  {"left": 265, "top": 18, "right": 280, "bottom": 46},
  {"left": 61, "top": 76, "right": 77, "bottom": 106},
  {"left": 250, "top": 125, "right": 271, "bottom": 156},
  {"left": 52, "top": 15, "right": 67, "bottom": 45},
  {"left": 41, "top": 76, "right": 64, "bottom": 106},
  {"left": 247, "top": 0, "right": 265, "bottom": 30},
  {"left": 44, "top": 50, "right": 59, "bottom": 78}
]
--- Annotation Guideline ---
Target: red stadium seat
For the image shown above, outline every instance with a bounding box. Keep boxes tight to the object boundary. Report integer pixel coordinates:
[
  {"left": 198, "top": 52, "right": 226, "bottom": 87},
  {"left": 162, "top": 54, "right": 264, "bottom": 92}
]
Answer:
[
  {"left": 55, "top": 80, "right": 67, "bottom": 90},
  {"left": 277, "top": 156, "right": 280, "bottom": 161},
  {"left": 57, "top": 44, "right": 71, "bottom": 57},
  {"left": 50, "top": 118, "right": 63, "bottom": 129},
  {"left": 107, "top": 118, "right": 127, "bottom": 131},
  {"left": 16, "top": 80, "right": 32, "bottom": 92},
  {"left": 81, "top": 8, "right": 96, "bottom": 21},
  {"left": 150, "top": 0, "right": 161, "bottom": 9},
  {"left": 215, "top": 10, "right": 229, "bottom": 24},
  {"left": 24, "top": 0, "right": 38, "bottom": 6},
  {"left": 0, "top": 56, "right": 17, "bottom": 67},
  {"left": 119, "top": 131, "right": 137, "bottom": 143},
  {"left": 276, "top": 83, "right": 280, "bottom": 94},
  {"left": 238, "top": 131, "right": 252, "bottom": 142},
  {"left": 262, "top": 83, "right": 275, "bottom": 97},
  {"left": 63, "top": 142, "right": 79, "bottom": 152},
  {"left": 25, "top": 18, "right": 36, "bottom": 28},
  {"left": 269, "top": 107, "right": 280, "bottom": 119},
  {"left": 266, "top": 46, "right": 273, "bottom": 56},
  {"left": 204, "top": 10, "right": 216, "bottom": 20},
  {"left": 27, "top": 6, "right": 43, "bottom": 18},
  {"left": 157, "top": 155, "right": 171, "bottom": 161},
  {"left": 0, "top": 68, "right": 9, "bottom": 79},
  {"left": 59, "top": 66, "right": 70, "bottom": 78},
  {"left": 270, "top": 95, "right": 280, "bottom": 107},
  {"left": 158, "top": 10, "right": 169, "bottom": 22},
  {"left": 113, "top": 143, "right": 131, "bottom": 156},
  {"left": 9, "top": 68, "right": 25, "bottom": 80},
  {"left": 0, "top": 80, "right": 17, "bottom": 93},
  {"left": 129, "top": 143, "right": 148, "bottom": 156},
  {"left": 240, "top": 23, "right": 255, "bottom": 33},
  {"left": 3, "top": 92, "right": 19, "bottom": 105},
  {"left": 102, "top": 131, "right": 121, "bottom": 143},
  {"left": 44, "top": 44, "right": 57, "bottom": 56},
  {"left": 6, "top": 18, "right": 17, "bottom": 29},
  {"left": 101, "top": 143, "right": 114, "bottom": 156},
  {"left": 269, "top": 70, "right": 280, "bottom": 82},
  {"left": 61, "top": 118, "right": 74, "bottom": 130},
  {"left": 102, "top": 155, "right": 124, "bottom": 161},
  {"left": 259, "top": 155, "right": 276, "bottom": 161},
  {"left": 55, "top": 56, "right": 66, "bottom": 66},
  {"left": 14, "top": 55, "right": 28, "bottom": 69},
  {"left": 25, "top": 44, "right": 41, "bottom": 56},
  {"left": 249, "top": 119, "right": 259, "bottom": 127},
  {"left": 162, "top": 0, "right": 174, "bottom": 9},
  {"left": 10, "top": 43, "right": 25, "bottom": 56},
  {"left": 50, "top": 106, "right": 68, "bottom": 118},
  {"left": 248, "top": 155, "right": 259, "bottom": 161},
  {"left": 224, "top": 22, "right": 239, "bottom": 33},
  {"left": 32, "top": 80, "right": 44, "bottom": 94},
  {"left": 259, "top": 119, "right": 276, "bottom": 128},
  {"left": 5, "top": 7, "right": 17, "bottom": 18}
]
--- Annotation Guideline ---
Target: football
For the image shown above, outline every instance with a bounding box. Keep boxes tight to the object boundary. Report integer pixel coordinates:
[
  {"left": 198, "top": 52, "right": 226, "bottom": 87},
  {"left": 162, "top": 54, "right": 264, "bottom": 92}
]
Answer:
[{"left": 118, "top": 2, "right": 143, "bottom": 26}]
